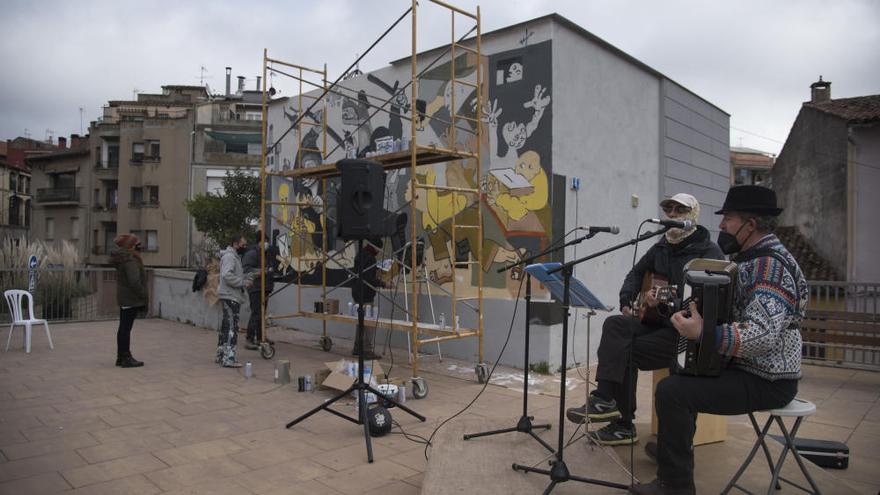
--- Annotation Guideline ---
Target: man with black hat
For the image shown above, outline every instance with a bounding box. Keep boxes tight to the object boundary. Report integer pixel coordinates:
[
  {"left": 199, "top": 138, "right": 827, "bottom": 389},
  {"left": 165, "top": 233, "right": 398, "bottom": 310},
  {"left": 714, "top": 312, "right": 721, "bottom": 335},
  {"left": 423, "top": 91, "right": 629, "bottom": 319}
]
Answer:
[
  {"left": 567, "top": 193, "right": 723, "bottom": 446},
  {"left": 629, "top": 185, "right": 808, "bottom": 495}
]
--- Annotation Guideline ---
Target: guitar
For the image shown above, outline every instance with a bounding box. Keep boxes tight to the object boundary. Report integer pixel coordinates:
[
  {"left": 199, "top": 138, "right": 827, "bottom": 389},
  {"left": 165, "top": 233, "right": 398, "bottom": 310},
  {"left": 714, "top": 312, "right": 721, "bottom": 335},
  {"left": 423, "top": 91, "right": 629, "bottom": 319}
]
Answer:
[{"left": 631, "top": 272, "right": 677, "bottom": 325}]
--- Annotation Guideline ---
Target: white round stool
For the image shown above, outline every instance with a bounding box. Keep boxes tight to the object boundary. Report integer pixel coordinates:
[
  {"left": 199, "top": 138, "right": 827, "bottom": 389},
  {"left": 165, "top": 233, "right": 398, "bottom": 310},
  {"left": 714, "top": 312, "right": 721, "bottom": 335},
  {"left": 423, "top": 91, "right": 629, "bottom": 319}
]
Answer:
[{"left": 721, "top": 397, "right": 822, "bottom": 495}]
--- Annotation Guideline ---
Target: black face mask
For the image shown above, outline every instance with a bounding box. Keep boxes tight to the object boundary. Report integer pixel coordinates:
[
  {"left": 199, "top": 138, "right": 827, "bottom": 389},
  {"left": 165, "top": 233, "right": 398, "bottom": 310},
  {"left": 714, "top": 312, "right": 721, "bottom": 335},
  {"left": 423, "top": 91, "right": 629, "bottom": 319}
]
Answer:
[{"left": 717, "top": 222, "right": 747, "bottom": 255}]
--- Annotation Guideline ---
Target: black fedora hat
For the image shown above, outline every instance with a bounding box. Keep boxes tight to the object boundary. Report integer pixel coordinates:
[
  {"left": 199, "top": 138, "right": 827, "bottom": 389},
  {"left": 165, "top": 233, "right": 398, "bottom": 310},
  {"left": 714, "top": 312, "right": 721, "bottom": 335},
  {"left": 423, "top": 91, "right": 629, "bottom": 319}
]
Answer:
[{"left": 715, "top": 185, "right": 783, "bottom": 216}]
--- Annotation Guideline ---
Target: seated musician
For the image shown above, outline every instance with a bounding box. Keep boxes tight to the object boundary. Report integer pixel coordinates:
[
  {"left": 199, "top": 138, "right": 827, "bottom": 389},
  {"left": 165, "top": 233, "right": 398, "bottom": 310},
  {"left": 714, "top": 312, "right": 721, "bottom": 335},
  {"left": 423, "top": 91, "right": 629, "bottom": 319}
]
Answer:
[
  {"left": 566, "top": 193, "right": 723, "bottom": 446},
  {"left": 630, "top": 185, "right": 808, "bottom": 495}
]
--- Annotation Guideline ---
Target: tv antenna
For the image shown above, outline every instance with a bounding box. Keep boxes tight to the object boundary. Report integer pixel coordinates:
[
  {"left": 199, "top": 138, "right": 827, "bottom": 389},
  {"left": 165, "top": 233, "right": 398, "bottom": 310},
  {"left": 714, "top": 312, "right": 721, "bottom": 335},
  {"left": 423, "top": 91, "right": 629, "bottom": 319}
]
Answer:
[
  {"left": 79, "top": 107, "right": 84, "bottom": 135},
  {"left": 197, "top": 65, "right": 213, "bottom": 86}
]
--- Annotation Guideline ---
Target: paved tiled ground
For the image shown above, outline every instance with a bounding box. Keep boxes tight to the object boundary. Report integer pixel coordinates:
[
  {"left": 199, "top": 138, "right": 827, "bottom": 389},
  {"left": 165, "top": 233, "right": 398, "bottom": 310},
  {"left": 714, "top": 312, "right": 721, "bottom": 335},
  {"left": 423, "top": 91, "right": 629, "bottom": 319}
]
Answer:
[{"left": 0, "top": 318, "right": 878, "bottom": 494}]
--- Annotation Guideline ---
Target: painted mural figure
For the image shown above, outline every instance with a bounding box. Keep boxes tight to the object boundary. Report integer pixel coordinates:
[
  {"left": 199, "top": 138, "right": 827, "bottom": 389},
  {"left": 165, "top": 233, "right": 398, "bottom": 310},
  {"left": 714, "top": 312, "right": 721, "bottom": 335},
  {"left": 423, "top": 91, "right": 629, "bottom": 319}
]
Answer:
[
  {"left": 485, "top": 150, "right": 548, "bottom": 221},
  {"left": 484, "top": 84, "right": 551, "bottom": 170}
]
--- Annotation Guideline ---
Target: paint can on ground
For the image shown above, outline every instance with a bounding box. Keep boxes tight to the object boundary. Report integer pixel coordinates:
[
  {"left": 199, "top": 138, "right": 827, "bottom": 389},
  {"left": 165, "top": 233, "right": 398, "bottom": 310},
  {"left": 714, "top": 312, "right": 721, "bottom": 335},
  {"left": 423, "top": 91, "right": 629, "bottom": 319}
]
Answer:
[
  {"left": 398, "top": 385, "right": 406, "bottom": 404},
  {"left": 244, "top": 361, "right": 253, "bottom": 379},
  {"left": 303, "top": 374, "right": 313, "bottom": 391},
  {"left": 275, "top": 360, "right": 290, "bottom": 384},
  {"left": 297, "top": 376, "right": 305, "bottom": 392}
]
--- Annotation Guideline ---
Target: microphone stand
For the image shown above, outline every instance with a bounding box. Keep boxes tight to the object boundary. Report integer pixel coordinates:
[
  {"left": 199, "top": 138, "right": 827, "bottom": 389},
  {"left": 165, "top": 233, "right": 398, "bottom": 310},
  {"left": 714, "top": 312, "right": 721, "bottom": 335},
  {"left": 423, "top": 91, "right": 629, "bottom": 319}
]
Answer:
[
  {"left": 463, "top": 231, "right": 598, "bottom": 452},
  {"left": 513, "top": 227, "right": 670, "bottom": 493}
]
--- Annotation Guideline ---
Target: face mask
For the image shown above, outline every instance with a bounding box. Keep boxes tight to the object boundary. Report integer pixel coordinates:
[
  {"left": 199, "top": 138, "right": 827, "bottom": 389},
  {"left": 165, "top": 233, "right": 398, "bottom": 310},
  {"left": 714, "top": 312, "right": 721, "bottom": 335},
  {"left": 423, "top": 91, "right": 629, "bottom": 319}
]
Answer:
[
  {"left": 236, "top": 246, "right": 247, "bottom": 255},
  {"left": 717, "top": 222, "right": 747, "bottom": 255}
]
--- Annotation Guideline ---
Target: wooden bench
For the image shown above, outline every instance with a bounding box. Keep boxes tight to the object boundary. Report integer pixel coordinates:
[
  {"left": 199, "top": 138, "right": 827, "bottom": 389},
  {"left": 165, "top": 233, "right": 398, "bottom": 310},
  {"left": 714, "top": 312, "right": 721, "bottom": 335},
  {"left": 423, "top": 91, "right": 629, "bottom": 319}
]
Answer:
[{"left": 800, "top": 309, "right": 880, "bottom": 363}]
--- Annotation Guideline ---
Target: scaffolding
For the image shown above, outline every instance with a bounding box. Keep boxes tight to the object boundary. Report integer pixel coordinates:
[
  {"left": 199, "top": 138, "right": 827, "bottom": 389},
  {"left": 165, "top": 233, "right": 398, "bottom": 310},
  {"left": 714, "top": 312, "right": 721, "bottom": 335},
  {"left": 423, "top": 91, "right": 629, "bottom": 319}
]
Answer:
[{"left": 258, "top": 0, "right": 485, "bottom": 395}]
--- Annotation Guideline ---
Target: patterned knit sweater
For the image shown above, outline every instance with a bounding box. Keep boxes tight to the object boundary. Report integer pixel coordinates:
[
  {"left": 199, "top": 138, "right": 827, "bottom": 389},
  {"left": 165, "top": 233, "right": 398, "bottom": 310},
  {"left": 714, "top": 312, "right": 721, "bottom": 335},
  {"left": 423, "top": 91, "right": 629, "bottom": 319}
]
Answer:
[{"left": 716, "top": 234, "right": 808, "bottom": 381}]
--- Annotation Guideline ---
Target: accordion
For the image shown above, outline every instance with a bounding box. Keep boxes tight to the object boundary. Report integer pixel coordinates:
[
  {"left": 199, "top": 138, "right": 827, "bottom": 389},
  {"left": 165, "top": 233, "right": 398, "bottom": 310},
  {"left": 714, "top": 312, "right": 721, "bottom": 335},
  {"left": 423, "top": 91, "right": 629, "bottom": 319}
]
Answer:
[{"left": 674, "top": 259, "right": 737, "bottom": 377}]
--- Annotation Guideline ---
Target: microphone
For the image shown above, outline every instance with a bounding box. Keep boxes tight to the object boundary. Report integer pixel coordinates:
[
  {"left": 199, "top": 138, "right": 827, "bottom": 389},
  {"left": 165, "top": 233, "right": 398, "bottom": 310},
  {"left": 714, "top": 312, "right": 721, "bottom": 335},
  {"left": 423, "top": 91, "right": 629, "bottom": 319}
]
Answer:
[
  {"left": 578, "top": 225, "right": 620, "bottom": 234},
  {"left": 648, "top": 218, "right": 695, "bottom": 229}
]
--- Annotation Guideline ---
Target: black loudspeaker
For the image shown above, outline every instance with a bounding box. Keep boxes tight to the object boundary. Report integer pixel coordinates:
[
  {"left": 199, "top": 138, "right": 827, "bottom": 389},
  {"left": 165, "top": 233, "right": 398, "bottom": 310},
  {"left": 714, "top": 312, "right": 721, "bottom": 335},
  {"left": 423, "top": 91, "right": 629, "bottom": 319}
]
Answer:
[{"left": 336, "top": 159, "right": 386, "bottom": 240}]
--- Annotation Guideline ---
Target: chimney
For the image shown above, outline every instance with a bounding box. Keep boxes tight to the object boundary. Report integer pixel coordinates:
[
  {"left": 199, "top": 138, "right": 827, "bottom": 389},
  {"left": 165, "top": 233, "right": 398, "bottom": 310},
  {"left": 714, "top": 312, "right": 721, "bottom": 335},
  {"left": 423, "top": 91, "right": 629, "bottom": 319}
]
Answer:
[
  {"left": 810, "top": 76, "right": 831, "bottom": 104},
  {"left": 57, "top": 136, "right": 67, "bottom": 149},
  {"left": 237, "top": 76, "right": 245, "bottom": 94},
  {"left": 70, "top": 134, "right": 84, "bottom": 149},
  {"left": 256, "top": 75, "right": 261, "bottom": 90},
  {"left": 225, "top": 67, "right": 232, "bottom": 96}
]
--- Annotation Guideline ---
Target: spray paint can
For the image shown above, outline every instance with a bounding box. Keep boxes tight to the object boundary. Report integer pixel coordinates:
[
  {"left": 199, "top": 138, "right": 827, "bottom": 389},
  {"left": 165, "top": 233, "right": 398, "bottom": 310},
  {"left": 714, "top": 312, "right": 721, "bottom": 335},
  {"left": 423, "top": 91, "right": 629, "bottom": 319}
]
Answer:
[
  {"left": 398, "top": 385, "right": 407, "bottom": 404},
  {"left": 244, "top": 361, "right": 253, "bottom": 379},
  {"left": 303, "top": 374, "right": 313, "bottom": 391},
  {"left": 297, "top": 376, "right": 305, "bottom": 392}
]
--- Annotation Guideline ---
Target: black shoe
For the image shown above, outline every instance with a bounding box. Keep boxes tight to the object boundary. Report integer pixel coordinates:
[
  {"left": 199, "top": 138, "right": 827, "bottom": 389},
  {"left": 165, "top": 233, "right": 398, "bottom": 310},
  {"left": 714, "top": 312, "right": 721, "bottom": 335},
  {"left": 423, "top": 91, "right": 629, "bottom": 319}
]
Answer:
[
  {"left": 244, "top": 342, "right": 259, "bottom": 350},
  {"left": 119, "top": 355, "right": 144, "bottom": 368},
  {"left": 628, "top": 478, "right": 695, "bottom": 495},
  {"left": 566, "top": 393, "right": 621, "bottom": 424},
  {"left": 645, "top": 441, "right": 658, "bottom": 462},
  {"left": 588, "top": 421, "right": 638, "bottom": 446}
]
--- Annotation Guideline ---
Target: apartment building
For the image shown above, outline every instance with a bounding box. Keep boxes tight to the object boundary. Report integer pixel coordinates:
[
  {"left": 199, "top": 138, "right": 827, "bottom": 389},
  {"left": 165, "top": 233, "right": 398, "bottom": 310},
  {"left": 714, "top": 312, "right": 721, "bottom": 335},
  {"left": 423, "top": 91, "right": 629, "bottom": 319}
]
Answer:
[
  {"left": 730, "top": 146, "right": 774, "bottom": 186},
  {"left": 1, "top": 137, "right": 54, "bottom": 241},
  {"left": 28, "top": 76, "right": 265, "bottom": 267}
]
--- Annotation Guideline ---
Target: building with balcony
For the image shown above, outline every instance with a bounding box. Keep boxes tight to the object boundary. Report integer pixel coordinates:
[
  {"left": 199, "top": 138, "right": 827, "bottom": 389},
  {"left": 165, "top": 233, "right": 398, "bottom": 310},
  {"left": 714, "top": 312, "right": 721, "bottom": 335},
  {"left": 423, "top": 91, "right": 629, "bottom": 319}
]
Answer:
[
  {"left": 730, "top": 146, "right": 774, "bottom": 186},
  {"left": 28, "top": 145, "right": 90, "bottom": 253},
  {"left": 0, "top": 136, "right": 60, "bottom": 241}
]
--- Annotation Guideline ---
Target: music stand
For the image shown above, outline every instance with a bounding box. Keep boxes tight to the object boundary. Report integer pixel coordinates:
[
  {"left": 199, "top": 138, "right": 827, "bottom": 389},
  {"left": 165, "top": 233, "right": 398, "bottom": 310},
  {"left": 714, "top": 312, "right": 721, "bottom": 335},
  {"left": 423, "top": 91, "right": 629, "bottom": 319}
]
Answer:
[
  {"left": 463, "top": 232, "right": 597, "bottom": 452},
  {"left": 512, "top": 262, "right": 627, "bottom": 493}
]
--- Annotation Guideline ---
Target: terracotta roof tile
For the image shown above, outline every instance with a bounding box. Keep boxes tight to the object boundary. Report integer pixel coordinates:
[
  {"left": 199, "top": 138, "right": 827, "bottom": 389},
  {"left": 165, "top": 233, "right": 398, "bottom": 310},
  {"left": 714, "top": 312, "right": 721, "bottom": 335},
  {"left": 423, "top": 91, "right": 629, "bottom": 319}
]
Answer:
[
  {"left": 804, "top": 94, "right": 880, "bottom": 123},
  {"left": 775, "top": 226, "right": 842, "bottom": 281}
]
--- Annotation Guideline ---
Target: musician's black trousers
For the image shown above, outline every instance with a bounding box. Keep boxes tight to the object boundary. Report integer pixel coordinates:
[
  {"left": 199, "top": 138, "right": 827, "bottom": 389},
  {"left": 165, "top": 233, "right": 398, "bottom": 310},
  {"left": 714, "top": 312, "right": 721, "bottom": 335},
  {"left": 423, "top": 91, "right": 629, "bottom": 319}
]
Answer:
[
  {"left": 654, "top": 368, "right": 797, "bottom": 483},
  {"left": 595, "top": 315, "right": 679, "bottom": 422}
]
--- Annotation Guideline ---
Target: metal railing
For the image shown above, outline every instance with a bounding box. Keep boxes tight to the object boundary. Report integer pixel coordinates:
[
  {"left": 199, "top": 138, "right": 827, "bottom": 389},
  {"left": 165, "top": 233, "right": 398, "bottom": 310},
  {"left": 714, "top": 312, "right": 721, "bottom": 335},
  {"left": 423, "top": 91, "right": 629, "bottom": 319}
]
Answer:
[
  {"left": 36, "top": 187, "right": 81, "bottom": 203},
  {"left": 805, "top": 281, "right": 880, "bottom": 370},
  {"left": 1, "top": 267, "right": 152, "bottom": 323}
]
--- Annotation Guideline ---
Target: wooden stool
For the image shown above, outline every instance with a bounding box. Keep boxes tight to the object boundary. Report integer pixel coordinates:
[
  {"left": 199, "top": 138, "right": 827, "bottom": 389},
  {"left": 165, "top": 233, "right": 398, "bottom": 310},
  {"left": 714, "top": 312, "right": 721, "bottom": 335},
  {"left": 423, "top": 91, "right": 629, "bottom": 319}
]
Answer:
[
  {"left": 650, "top": 368, "right": 727, "bottom": 445},
  {"left": 721, "top": 397, "right": 821, "bottom": 495}
]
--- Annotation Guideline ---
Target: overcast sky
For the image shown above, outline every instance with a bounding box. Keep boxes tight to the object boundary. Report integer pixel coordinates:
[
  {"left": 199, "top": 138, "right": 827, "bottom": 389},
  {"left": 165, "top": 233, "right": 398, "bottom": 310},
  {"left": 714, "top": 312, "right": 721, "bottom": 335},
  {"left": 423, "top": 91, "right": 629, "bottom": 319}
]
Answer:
[{"left": 2, "top": 0, "right": 878, "bottom": 156}]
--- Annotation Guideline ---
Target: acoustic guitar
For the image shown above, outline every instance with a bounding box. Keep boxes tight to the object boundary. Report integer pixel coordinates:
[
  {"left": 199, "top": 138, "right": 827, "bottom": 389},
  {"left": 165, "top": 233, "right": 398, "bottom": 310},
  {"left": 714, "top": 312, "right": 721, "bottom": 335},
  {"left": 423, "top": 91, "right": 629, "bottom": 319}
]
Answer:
[{"left": 631, "top": 271, "right": 677, "bottom": 325}]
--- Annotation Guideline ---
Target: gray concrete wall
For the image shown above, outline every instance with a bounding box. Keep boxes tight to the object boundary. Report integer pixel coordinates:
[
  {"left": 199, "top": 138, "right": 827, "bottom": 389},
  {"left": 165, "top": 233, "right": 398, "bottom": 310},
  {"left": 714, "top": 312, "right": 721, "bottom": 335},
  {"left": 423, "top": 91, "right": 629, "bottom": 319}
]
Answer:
[
  {"left": 774, "top": 108, "right": 849, "bottom": 277},
  {"left": 551, "top": 20, "right": 662, "bottom": 365},
  {"left": 850, "top": 124, "right": 880, "bottom": 282},
  {"left": 660, "top": 80, "right": 730, "bottom": 234},
  {"left": 151, "top": 269, "right": 223, "bottom": 330}
]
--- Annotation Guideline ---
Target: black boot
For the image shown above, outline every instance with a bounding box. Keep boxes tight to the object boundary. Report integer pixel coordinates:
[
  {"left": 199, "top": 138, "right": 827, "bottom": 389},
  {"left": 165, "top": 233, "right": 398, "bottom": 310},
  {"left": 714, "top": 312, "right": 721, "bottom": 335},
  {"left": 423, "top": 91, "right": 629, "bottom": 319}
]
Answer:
[{"left": 119, "top": 352, "right": 144, "bottom": 368}]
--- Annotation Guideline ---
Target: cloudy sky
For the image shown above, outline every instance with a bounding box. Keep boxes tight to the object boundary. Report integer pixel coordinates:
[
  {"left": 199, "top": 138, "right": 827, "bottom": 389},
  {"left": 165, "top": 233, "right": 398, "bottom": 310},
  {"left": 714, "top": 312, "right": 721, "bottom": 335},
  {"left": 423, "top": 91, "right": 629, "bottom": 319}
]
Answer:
[{"left": 2, "top": 0, "right": 878, "bottom": 155}]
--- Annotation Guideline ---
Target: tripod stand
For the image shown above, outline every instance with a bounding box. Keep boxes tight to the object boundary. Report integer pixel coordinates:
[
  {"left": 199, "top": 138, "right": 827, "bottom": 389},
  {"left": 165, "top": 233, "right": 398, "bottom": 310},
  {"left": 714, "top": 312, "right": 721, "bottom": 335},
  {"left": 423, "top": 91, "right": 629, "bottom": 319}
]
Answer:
[
  {"left": 285, "top": 238, "right": 426, "bottom": 462},
  {"left": 511, "top": 228, "right": 673, "bottom": 493},
  {"left": 463, "top": 232, "right": 597, "bottom": 452}
]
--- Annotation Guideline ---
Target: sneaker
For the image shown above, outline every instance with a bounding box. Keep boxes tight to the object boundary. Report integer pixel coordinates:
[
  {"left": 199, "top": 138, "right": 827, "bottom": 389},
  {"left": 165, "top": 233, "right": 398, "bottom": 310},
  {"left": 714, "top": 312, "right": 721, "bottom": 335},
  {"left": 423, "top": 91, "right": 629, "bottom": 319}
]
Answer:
[
  {"left": 566, "top": 393, "right": 621, "bottom": 424},
  {"left": 223, "top": 361, "right": 243, "bottom": 368},
  {"left": 588, "top": 422, "right": 638, "bottom": 446},
  {"left": 244, "top": 342, "right": 259, "bottom": 351}
]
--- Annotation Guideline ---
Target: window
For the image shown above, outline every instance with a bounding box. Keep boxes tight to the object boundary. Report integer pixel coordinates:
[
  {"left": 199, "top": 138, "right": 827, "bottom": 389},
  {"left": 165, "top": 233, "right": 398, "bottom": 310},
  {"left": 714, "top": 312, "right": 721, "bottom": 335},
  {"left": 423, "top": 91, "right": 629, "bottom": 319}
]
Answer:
[
  {"left": 71, "top": 217, "right": 80, "bottom": 239},
  {"left": 108, "top": 184, "right": 118, "bottom": 209},
  {"left": 206, "top": 169, "right": 227, "bottom": 195},
  {"left": 145, "top": 230, "right": 158, "bottom": 252},
  {"left": 108, "top": 144, "right": 120, "bottom": 168},
  {"left": 146, "top": 140, "right": 160, "bottom": 160},
  {"left": 245, "top": 111, "right": 262, "bottom": 121},
  {"left": 94, "top": 188, "right": 101, "bottom": 205},
  {"left": 130, "top": 187, "right": 144, "bottom": 206},
  {"left": 10, "top": 173, "right": 17, "bottom": 193},
  {"left": 95, "top": 147, "right": 102, "bottom": 167},
  {"left": 132, "top": 142, "right": 144, "bottom": 162},
  {"left": 52, "top": 172, "right": 75, "bottom": 190},
  {"left": 46, "top": 218, "right": 55, "bottom": 239},
  {"left": 146, "top": 186, "right": 159, "bottom": 205}
]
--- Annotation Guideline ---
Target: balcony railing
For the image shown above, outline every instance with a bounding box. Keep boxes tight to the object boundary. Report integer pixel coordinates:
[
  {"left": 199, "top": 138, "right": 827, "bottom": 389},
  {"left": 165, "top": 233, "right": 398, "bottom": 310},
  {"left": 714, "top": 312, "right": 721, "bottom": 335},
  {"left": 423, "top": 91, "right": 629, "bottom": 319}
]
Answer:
[
  {"left": 128, "top": 201, "right": 160, "bottom": 209},
  {"left": 36, "top": 187, "right": 81, "bottom": 203}
]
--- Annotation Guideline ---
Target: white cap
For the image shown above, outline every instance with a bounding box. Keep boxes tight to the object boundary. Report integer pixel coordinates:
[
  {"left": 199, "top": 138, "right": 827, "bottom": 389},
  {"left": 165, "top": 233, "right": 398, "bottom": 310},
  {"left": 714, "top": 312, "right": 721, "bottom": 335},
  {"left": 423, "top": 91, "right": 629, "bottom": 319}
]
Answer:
[{"left": 660, "top": 193, "right": 698, "bottom": 210}]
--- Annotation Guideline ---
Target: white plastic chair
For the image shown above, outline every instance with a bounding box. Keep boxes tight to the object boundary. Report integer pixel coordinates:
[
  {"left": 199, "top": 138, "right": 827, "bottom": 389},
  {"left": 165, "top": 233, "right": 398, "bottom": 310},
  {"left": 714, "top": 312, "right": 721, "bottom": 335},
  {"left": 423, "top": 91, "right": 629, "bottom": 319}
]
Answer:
[{"left": 4, "top": 290, "right": 54, "bottom": 354}]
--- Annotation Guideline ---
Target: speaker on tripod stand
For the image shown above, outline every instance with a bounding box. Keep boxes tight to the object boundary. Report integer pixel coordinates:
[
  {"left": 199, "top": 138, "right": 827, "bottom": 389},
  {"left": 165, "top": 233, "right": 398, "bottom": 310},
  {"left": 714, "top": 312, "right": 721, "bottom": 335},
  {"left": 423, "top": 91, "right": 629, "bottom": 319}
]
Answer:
[{"left": 285, "top": 158, "right": 426, "bottom": 463}]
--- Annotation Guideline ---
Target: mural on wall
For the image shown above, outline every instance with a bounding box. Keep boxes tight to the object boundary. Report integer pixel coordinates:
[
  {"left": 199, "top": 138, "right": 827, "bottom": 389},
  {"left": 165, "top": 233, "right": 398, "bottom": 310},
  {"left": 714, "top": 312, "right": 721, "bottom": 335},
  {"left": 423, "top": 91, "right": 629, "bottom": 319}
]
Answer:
[{"left": 267, "top": 40, "right": 553, "bottom": 300}]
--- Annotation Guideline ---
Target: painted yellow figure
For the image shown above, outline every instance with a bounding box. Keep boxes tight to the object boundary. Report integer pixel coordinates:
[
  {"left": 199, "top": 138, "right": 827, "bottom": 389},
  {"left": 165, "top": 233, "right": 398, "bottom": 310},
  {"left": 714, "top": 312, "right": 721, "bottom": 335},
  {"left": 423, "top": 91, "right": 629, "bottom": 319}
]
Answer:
[
  {"left": 487, "top": 150, "right": 548, "bottom": 221},
  {"left": 406, "top": 167, "right": 469, "bottom": 230}
]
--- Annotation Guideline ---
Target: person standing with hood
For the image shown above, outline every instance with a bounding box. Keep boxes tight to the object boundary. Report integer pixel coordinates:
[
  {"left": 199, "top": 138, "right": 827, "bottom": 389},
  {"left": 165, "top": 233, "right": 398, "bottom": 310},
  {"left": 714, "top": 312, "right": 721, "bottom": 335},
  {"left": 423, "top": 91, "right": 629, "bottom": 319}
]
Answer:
[
  {"left": 242, "top": 231, "right": 277, "bottom": 350},
  {"left": 217, "top": 233, "right": 251, "bottom": 368},
  {"left": 110, "top": 234, "right": 147, "bottom": 368}
]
